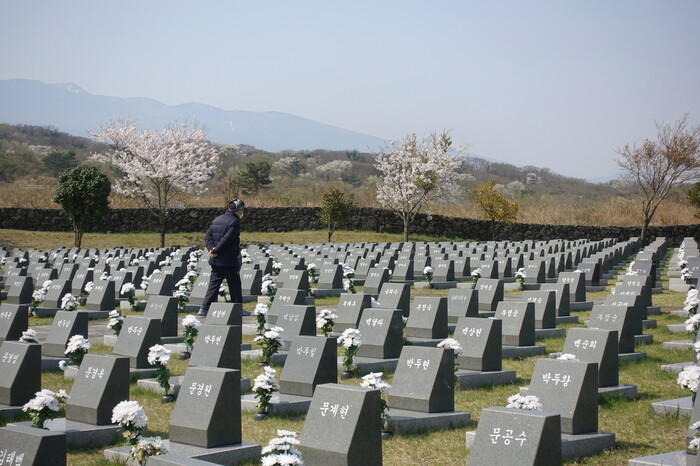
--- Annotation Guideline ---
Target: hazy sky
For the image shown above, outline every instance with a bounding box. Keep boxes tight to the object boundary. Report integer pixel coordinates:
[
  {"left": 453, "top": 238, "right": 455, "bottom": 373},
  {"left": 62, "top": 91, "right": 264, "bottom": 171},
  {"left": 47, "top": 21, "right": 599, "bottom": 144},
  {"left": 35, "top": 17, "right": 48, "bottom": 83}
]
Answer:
[{"left": 1, "top": 1, "right": 699, "bottom": 180}]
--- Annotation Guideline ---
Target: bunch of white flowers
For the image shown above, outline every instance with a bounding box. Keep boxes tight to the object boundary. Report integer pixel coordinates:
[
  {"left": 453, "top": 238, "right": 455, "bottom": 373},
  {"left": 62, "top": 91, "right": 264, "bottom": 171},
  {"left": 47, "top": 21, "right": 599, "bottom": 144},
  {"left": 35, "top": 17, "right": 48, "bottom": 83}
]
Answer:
[
  {"left": 686, "top": 314, "right": 700, "bottom": 338},
  {"left": 262, "top": 275, "right": 277, "bottom": 301},
  {"left": 437, "top": 338, "right": 464, "bottom": 356},
  {"left": 506, "top": 394, "right": 543, "bottom": 410},
  {"left": 677, "top": 365, "right": 700, "bottom": 393},
  {"left": 112, "top": 400, "right": 148, "bottom": 445},
  {"left": 108, "top": 310, "right": 125, "bottom": 335},
  {"left": 685, "top": 289, "right": 700, "bottom": 315},
  {"left": 423, "top": 266, "right": 433, "bottom": 283},
  {"left": 254, "top": 325, "right": 285, "bottom": 364},
  {"left": 557, "top": 353, "right": 579, "bottom": 361},
  {"left": 471, "top": 268, "right": 482, "bottom": 280},
  {"left": 261, "top": 430, "right": 303, "bottom": 466},
  {"left": 63, "top": 335, "right": 90, "bottom": 367},
  {"left": 307, "top": 263, "right": 319, "bottom": 283},
  {"left": 61, "top": 293, "right": 78, "bottom": 311},
  {"left": 337, "top": 328, "right": 362, "bottom": 373},
  {"left": 316, "top": 309, "right": 338, "bottom": 337},
  {"left": 22, "top": 389, "right": 70, "bottom": 429},
  {"left": 20, "top": 329, "right": 39, "bottom": 344},
  {"left": 515, "top": 268, "right": 526, "bottom": 284},
  {"left": 83, "top": 281, "right": 94, "bottom": 294},
  {"left": 682, "top": 268, "right": 694, "bottom": 284},
  {"left": 182, "top": 314, "right": 202, "bottom": 353},
  {"left": 147, "top": 344, "right": 172, "bottom": 366},
  {"left": 174, "top": 277, "right": 193, "bottom": 311},
  {"left": 253, "top": 366, "right": 279, "bottom": 414},
  {"left": 131, "top": 436, "right": 167, "bottom": 465}
]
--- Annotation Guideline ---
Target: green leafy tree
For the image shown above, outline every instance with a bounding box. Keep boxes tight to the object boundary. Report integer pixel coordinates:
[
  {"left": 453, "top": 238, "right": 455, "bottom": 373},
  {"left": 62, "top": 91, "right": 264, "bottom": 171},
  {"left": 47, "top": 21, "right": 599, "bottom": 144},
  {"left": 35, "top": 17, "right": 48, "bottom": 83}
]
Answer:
[
  {"left": 53, "top": 165, "right": 111, "bottom": 248},
  {"left": 238, "top": 161, "right": 272, "bottom": 195},
  {"left": 44, "top": 151, "right": 78, "bottom": 177},
  {"left": 318, "top": 186, "right": 356, "bottom": 242},
  {"left": 472, "top": 180, "right": 519, "bottom": 240},
  {"left": 688, "top": 182, "right": 700, "bottom": 220}
]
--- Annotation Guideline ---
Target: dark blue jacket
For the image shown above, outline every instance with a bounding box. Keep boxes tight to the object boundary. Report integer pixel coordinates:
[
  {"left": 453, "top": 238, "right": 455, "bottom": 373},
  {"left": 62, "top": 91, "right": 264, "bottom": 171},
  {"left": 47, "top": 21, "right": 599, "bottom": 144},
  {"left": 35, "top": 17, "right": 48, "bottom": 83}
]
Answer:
[{"left": 205, "top": 211, "right": 241, "bottom": 268}]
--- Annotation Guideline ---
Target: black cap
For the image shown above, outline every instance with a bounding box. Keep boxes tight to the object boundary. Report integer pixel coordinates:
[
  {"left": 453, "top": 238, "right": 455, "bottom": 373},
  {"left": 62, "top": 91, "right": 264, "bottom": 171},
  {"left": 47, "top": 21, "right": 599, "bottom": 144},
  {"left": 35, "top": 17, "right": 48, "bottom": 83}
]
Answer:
[{"left": 228, "top": 198, "right": 246, "bottom": 212}]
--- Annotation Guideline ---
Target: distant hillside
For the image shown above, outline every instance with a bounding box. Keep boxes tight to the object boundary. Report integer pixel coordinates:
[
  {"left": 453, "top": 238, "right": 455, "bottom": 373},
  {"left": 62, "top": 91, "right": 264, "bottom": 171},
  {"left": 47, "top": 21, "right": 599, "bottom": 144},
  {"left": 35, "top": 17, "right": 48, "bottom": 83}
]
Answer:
[{"left": 0, "top": 78, "right": 387, "bottom": 152}]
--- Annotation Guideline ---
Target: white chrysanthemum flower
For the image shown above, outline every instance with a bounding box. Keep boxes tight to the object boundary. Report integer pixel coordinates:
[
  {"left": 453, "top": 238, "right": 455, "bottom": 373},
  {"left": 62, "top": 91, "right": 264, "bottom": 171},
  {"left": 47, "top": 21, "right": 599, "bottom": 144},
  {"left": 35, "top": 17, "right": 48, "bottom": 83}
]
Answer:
[
  {"left": 111, "top": 400, "right": 148, "bottom": 428},
  {"left": 255, "top": 303, "right": 269, "bottom": 316},
  {"left": 337, "top": 328, "right": 362, "bottom": 349},
  {"left": 360, "top": 372, "right": 391, "bottom": 393},
  {"left": 65, "top": 335, "right": 90, "bottom": 354},
  {"left": 182, "top": 314, "right": 202, "bottom": 329},
  {"left": 557, "top": 353, "right": 579, "bottom": 361},
  {"left": 506, "top": 394, "right": 543, "bottom": 410},
  {"left": 677, "top": 365, "right": 700, "bottom": 393},
  {"left": 147, "top": 344, "right": 172, "bottom": 366},
  {"left": 437, "top": 338, "right": 464, "bottom": 356}
]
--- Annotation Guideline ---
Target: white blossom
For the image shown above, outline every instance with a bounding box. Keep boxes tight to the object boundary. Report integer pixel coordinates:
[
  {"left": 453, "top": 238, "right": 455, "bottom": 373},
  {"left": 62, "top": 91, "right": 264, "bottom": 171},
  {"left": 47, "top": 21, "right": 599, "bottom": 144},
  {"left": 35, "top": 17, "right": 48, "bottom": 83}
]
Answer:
[
  {"left": 65, "top": 335, "right": 90, "bottom": 355},
  {"left": 182, "top": 314, "right": 202, "bottom": 330},
  {"left": 111, "top": 400, "right": 148, "bottom": 428},
  {"left": 677, "top": 365, "right": 700, "bottom": 392},
  {"left": 557, "top": 353, "right": 579, "bottom": 361},
  {"left": 360, "top": 372, "right": 391, "bottom": 393},
  {"left": 147, "top": 344, "right": 172, "bottom": 365},
  {"left": 506, "top": 394, "right": 543, "bottom": 410},
  {"left": 337, "top": 328, "right": 362, "bottom": 349}
]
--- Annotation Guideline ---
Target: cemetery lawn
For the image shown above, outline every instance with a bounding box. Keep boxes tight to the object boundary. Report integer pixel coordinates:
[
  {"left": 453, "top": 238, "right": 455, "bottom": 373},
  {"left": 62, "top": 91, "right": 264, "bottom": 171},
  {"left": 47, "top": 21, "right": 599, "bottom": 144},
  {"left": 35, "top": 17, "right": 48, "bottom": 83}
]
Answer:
[{"left": 0, "top": 233, "right": 695, "bottom": 465}]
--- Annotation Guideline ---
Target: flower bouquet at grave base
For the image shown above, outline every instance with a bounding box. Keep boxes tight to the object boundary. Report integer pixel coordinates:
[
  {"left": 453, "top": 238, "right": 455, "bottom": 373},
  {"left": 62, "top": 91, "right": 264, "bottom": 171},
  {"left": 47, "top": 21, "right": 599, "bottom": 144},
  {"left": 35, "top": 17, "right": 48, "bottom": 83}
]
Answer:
[
  {"left": 83, "top": 281, "right": 94, "bottom": 295},
  {"left": 341, "top": 263, "right": 357, "bottom": 293},
  {"left": 262, "top": 274, "right": 277, "bottom": 302},
  {"left": 685, "top": 314, "right": 700, "bottom": 339},
  {"left": 253, "top": 366, "right": 279, "bottom": 418},
  {"left": 254, "top": 325, "right": 285, "bottom": 365},
  {"left": 22, "top": 389, "right": 70, "bottom": 429},
  {"left": 148, "top": 345, "right": 173, "bottom": 399},
  {"left": 112, "top": 400, "right": 148, "bottom": 446},
  {"left": 689, "top": 421, "right": 700, "bottom": 454},
  {"left": 307, "top": 263, "right": 319, "bottom": 284},
  {"left": 682, "top": 268, "right": 694, "bottom": 285},
  {"left": 471, "top": 268, "right": 482, "bottom": 287},
  {"left": 120, "top": 282, "right": 137, "bottom": 310},
  {"left": 680, "top": 259, "right": 689, "bottom": 269},
  {"left": 557, "top": 353, "right": 579, "bottom": 361},
  {"left": 360, "top": 372, "right": 392, "bottom": 431},
  {"left": 423, "top": 266, "right": 434, "bottom": 286},
  {"left": 61, "top": 293, "right": 78, "bottom": 311},
  {"left": 271, "top": 261, "right": 282, "bottom": 276},
  {"left": 678, "top": 365, "right": 700, "bottom": 402},
  {"left": 337, "top": 328, "right": 363, "bottom": 375},
  {"left": 131, "top": 436, "right": 167, "bottom": 465},
  {"left": 30, "top": 280, "right": 52, "bottom": 317},
  {"left": 261, "top": 430, "right": 303, "bottom": 466},
  {"left": 108, "top": 310, "right": 124, "bottom": 336},
  {"left": 515, "top": 268, "right": 526, "bottom": 287},
  {"left": 685, "top": 289, "right": 699, "bottom": 315},
  {"left": 181, "top": 314, "right": 202, "bottom": 354},
  {"left": 437, "top": 338, "right": 463, "bottom": 375},
  {"left": 316, "top": 309, "right": 337, "bottom": 338},
  {"left": 241, "top": 249, "right": 253, "bottom": 265},
  {"left": 218, "top": 283, "right": 230, "bottom": 302},
  {"left": 254, "top": 303, "right": 270, "bottom": 335},
  {"left": 20, "top": 329, "right": 38, "bottom": 344},
  {"left": 63, "top": 334, "right": 90, "bottom": 368},
  {"left": 506, "top": 393, "right": 543, "bottom": 410},
  {"left": 174, "top": 278, "right": 192, "bottom": 312}
]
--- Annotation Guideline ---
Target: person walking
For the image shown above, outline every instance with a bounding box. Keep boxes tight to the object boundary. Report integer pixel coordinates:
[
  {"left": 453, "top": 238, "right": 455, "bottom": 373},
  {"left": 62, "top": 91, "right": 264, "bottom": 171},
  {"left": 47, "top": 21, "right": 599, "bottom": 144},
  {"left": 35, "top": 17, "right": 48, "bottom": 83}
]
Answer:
[{"left": 198, "top": 198, "right": 249, "bottom": 317}]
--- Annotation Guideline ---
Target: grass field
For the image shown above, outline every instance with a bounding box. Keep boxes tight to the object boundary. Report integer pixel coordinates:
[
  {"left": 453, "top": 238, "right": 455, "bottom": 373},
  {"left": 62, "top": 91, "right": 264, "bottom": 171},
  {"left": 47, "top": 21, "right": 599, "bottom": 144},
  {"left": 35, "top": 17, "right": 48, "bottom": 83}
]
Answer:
[{"left": 0, "top": 230, "right": 695, "bottom": 465}]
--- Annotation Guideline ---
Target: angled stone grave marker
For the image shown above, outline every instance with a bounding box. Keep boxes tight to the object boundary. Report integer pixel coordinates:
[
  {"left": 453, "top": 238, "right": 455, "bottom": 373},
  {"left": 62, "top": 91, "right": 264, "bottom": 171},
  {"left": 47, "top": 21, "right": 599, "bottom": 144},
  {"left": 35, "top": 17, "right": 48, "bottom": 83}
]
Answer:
[
  {"left": 495, "top": 257, "right": 512, "bottom": 279},
  {"left": 239, "top": 268, "right": 262, "bottom": 299},
  {"left": 317, "top": 264, "right": 344, "bottom": 290},
  {"left": 43, "top": 310, "right": 89, "bottom": 358},
  {"left": 85, "top": 279, "right": 115, "bottom": 312},
  {"left": 334, "top": 292, "right": 373, "bottom": 332},
  {"left": 478, "top": 261, "right": 499, "bottom": 279},
  {"left": 521, "top": 290, "right": 557, "bottom": 329},
  {"left": 523, "top": 260, "right": 546, "bottom": 284},
  {"left": 66, "top": 354, "right": 130, "bottom": 425},
  {"left": 561, "top": 328, "right": 628, "bottom": 391},
  {"left": 467, "top": 407, "right": 562, "bottom": 466},
  {"left": 0, "top": 341, "right": 41, "bottom": 408},
  {"left": 356, "top": 308, "right": 404, "bottom": 361},
  {"left": 354, "top": 258, "right": 376, "bottom": 280},
  {"left": 145, "top": 273, "right": 175, "bottom": 299},
  {"left": 143, "top": 295, "right": 179, "bottom": 337},
  {"left": 299, "top": 384, "right": 382, "bottom": 466},
  {"left": 362, "top": 267, "right": 391, "bottom": 295},
  {"left": 169, "top": 367, "right": 242, "bottom": 448},
  {"left": 558, "top": 271, "right": 586, "bottom": 303},
  {"left": 58, "top": 263, "right": 79, "bottom": 281},
  {"left": 0, "top": 424, "right": 66, "bottom": 466},
  {"left": 527, "top": 359, "right": 603, "bottom": 438},
  {"left": 279, "top": 269, "right": 310, "bottom": 293},
  {"left": 495, "top": 301, "right": 543, "bottom": 355},
  {"left": 391, "top": 259, "right": 414, "bottom": 282},
  {"left": 276, "top": 304, "right": 316, "bottom": 348},
  {"left": 36, "top": 279, "right": 72, "bottom": 316},
  {"left": 268, "top": 288, "right": 308, "bottom": 325},
  {"left": 0, "top": 304, "right": 28, "bottom": 345},
  {"left": 405, "top": 296, "right": 448, "bottom": 342},
  {"left": 475, "top": 278, "right": 504, "bottom": 314},
  {"left": 112, "top": 316, "right": 162, "bottom": 368},
  {"left": 453, "top": 256, "right": 470, "bottom": 279},
  {"left": 588, "top": 305, "right": 641, "bottom": 354},
  {"left": 446, "top": 288, "right": 479, "bottom": 324},
  {"left": 188, "top": 270, "right": 212, "bottom": 307},
  {"left": 454, "top": 317, "right": 503, "bottom": 372},
  {"left": 33, "top": 268, "right": 58, "bottom": 287},
  {"left": 189, "top": 324, "right": 242, "bottom": 370},
  {"left": 5, "top": 276, "right": 33, "bottom": 305},
  {"left": 376, "top": 282, "right": 411, "bottom": 317},
  {"left": 278, "top": 336, "right": 337, "bottom": 397},
  {"left": 539, "top": 282, "right": 572, "bottom": 320},
  {"left": 111, "top": 270, "right": 132, "bottom": 300},
  {"left": 578, "top": 261, "right": 601, "bottom": 286},
  {"left": 204, "top": 302, "right": 243, "bottom": 327},
  {"left": 70, "top": 268, "right": 93, "bottom": 296}
]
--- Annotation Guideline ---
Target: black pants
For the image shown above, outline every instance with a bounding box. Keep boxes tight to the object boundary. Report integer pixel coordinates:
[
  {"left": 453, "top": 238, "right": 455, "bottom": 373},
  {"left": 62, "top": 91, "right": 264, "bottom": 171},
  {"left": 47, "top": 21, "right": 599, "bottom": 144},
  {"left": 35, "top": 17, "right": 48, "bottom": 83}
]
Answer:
[{"left": 200, "top": 265, "right": 243, "bottom": 312}]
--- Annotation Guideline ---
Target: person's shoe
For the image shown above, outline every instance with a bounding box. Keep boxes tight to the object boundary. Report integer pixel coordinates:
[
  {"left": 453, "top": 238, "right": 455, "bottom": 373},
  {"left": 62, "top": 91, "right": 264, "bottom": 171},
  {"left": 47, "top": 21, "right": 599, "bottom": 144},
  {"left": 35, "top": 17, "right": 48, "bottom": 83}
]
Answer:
[
  {"left": 241, "top": 310, "right": 252, "bottom": 316},
  {"left": 197, "top": 309, "right": 208, "bottom": 317}
]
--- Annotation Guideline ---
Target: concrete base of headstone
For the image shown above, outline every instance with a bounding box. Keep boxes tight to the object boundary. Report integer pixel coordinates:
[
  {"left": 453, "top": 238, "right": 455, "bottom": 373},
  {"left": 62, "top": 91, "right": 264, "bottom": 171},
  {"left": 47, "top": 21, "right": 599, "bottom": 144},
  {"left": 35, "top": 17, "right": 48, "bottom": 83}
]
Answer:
[
  {"left": 671, "top": 310, "right": 688, "bottom": 318},
  {"left": 667, "top": 324, "right": 688, "bottom": 334},
  {"left": 41, "top": 356, "right": 65, "bottom": 372},
  {"left": 643, "top": 319, "right": 657, "bottom": 329},
  {"left": 137, "top": 375, "right": 251, "bottom": 395},
  {"left": 456, "top": 280, "right": 476, "bottom": 290},
  {"left": 628, "top": 450, "right": 695, "bottom": 466},
  {"left": 663, "top": 340, "right": 694, "bottom": 351},
  {"left": 598, "top": 384, "right": 638, "bottom": 399},
  {"left": 104, "top": 439, "right": 261, "bottom": 465},
  {"left": 670, "top": 279, "right": 693, "bottom": 292},
  {"left": 586, "top": 285, "right": 607, "bottom": 292},
  {"left": 534, "top": 328, "right": 566, "bottom": 340},
  {"left": 619, "top": 352, "right": 647, "bottom": 362},
  {"left": 661, "top": 362, "right": 693, "bottom": 374},
  {"left": 455, "top": 369, "right": 516, "bottom": 389},
  {"left": 104, "top": 334, "right": 185, "bottom": 348},
  {"left": 164, "top": 342, "right": 251, "bottom": 355},
  {"left": 413, "top": 281, "right": 457, "bottom": 290},
  {"left": 119, "top": 300, "right": 146, "bottom": 311},
  {"left": 504, "top": 282, "right": 530, "bottom": 291},
  {"left": 311, "top": 288, "right": 344, "bottom": 297},
  {"left": 11, "top": 418, "right": 121, "bottom": 448},
  {"left": 81, "top": 310, "right": 113, "bottom": 320},
  {"left": 651, "top": 397, "right": 693, "bottom": 417},
  {"left": 343, "top": 356, "right": 399, "bottom": 375},
  {"left": 240, "top": 349, "right": 287, "bottom": 366},
  {"left": 465, "top": 429, "right": 615, "bottom": 461},
  {"left": 556, "top": 316, "right": 580, "bottom": 324},
  {"left": 404, "top": 337, "right": 448, "bottom": 347},
  {"left": 647, "top": 306, "right": 661, "bottom": 315},
  {"left": 257, "top": 296, "right": 314, "bottom": 305},
  {"left": 146, "top": 453, "right": 218, "bottom": 465},
  {"left": 0, "top": 404, "right": 24, "bottom": 420},
  {"left": 571, "top": 301, "right": 594, "bottom": 311},
  {"left": 385, "top": 408, "right": 470, "bottom": 434},
  {"left": 477, "top": 311, "right": 496, "bottom": 318},
  {"left": 502, "top": 345, "right": 546, "bottom": 359},
  {"left": 241, "top": 393, "right": 312, "bottom": 416},
  {"left": 34, "top": 306, "right": 59, "bottom": 317},
  {"left": 635, "top": 334, "right": 654, "bottom": 345}
]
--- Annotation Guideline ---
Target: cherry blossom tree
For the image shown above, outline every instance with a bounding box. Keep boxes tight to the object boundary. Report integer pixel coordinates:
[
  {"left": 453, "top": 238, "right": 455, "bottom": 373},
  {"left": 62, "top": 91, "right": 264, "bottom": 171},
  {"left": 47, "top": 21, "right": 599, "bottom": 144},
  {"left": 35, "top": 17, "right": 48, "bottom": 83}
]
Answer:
[
  {"left": 90, "top": 119, "right": 220, "bottom": 246},
  {"left": 375, "top": 131, "right": 466, "bottom": 241}
]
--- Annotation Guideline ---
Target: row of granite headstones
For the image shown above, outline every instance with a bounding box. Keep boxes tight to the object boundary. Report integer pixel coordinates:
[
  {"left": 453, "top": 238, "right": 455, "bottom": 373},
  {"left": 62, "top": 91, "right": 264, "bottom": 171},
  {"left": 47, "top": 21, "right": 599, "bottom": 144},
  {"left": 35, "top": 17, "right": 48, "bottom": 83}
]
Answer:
[{"left": 627, "top": 238, "right": 700, "bottom": 465}]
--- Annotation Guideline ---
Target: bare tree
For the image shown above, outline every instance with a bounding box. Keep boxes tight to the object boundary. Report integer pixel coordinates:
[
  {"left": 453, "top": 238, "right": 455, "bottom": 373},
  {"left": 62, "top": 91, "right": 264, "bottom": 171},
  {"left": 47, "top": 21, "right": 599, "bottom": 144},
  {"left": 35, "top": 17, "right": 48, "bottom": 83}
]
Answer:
[{"left": 617, "top": 113, "right": 700, "bottom": 241}]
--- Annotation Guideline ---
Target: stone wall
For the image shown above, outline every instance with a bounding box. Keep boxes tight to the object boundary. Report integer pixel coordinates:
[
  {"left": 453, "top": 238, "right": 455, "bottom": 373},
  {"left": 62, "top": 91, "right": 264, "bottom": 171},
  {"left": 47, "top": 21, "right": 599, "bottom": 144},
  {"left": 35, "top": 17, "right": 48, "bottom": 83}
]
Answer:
[{"left": 0, "top": 207, "right": 696, "bottom": 245}]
